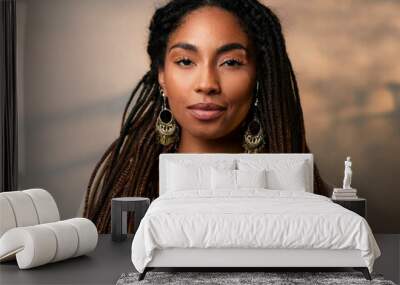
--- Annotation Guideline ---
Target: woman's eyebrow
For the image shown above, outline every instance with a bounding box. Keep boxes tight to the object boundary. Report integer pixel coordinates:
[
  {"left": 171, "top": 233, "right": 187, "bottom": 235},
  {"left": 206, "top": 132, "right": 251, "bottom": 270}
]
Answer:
[{"left": 168, "top": 42, "right": 248, "bottom": 55}]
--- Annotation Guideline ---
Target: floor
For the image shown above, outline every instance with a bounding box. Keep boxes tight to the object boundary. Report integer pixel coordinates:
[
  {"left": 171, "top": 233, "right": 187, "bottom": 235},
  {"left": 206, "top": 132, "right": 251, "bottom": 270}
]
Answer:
[
  {"left": 0, "top": 234, "right": 399, "bottom": 285},
  {"left": 374, "top": 234, "right": 400, "bottom": 284}
]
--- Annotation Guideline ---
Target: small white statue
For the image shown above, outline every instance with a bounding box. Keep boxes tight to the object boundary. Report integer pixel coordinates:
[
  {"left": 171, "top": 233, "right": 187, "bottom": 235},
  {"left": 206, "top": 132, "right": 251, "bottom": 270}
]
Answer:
[{"left": 342, "top": 156, "right": 353, "bottom": 189}]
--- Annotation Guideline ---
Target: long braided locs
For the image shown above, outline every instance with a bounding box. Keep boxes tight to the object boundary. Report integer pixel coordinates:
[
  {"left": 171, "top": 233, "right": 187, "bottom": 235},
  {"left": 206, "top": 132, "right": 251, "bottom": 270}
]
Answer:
[{"left": 83, "top": 0, "right": 333, "bottom": 233}]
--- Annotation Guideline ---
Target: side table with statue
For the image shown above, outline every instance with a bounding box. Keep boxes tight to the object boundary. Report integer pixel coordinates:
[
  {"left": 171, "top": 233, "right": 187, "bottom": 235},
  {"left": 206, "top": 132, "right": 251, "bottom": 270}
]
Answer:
[{"left": 331, "top": 156, "right": 367, "bottom": 219}]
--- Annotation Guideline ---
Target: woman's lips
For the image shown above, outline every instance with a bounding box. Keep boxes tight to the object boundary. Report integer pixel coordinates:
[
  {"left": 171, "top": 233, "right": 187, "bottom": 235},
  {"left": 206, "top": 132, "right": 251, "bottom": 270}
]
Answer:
[{"left": 188, "top": 108, "right": 225, "bottom": 121}]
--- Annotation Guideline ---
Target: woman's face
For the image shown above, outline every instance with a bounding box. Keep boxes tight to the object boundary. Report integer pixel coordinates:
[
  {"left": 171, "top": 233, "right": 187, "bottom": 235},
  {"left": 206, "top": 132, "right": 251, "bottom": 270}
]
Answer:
[{"left": 158, "top": 6, "right": 257, "bottom": 140}]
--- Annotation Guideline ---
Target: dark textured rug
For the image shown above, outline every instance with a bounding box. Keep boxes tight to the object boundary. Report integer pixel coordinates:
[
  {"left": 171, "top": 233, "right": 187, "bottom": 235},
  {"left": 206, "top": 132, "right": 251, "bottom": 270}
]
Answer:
[{"left": 116, "top": 271, "right": 396, "bottom": 285}]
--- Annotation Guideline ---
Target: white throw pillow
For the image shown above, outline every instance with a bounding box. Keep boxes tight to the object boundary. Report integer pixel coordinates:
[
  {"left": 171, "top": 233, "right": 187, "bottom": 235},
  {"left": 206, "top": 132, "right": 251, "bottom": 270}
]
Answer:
[
  {"left": 237, "top": 159, "right": 310, "bottom": 191},
  {"left": 211, "top": 168, "right": 267, "bottom": 190},
  {"left": 166, "top": 159, "right": 236, "bottom": 192},
  {"left": 211, "top": 168, "right": 236, "bottom": 190},
  {"left": 236, "top": 169, "right": 267, "bottom": 188},
  {"left": 266, "top": 161, "right": 308, "bottom": 191},
  {"left": 167, "top": 162, "right": 210, "bottom": 191}
]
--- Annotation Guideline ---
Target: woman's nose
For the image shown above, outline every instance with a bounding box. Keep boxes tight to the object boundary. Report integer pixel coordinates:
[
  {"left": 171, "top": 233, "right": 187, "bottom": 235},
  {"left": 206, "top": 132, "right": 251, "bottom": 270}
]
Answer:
[{"left": 194, "top": 65, "right": 221, "bottom": 96}]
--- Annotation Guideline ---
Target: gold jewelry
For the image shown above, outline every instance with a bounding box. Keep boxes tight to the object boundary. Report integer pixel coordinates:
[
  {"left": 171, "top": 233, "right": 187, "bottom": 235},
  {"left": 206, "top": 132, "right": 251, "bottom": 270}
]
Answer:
[
  {"left": 155, "top": 88, "right": 178, "bottom": 146},
  {"left": 242, "top": 81, "right": 265, "bottom": 153},
  {"left": 243, "top": 117, "right": 264, "bottom": 153}
]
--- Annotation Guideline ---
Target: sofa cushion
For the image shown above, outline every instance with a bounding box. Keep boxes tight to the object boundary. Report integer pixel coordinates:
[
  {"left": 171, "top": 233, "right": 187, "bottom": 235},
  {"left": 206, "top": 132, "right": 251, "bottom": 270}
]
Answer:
[{"left": 0, "top": 189, "right": 60, "bottom": 238}]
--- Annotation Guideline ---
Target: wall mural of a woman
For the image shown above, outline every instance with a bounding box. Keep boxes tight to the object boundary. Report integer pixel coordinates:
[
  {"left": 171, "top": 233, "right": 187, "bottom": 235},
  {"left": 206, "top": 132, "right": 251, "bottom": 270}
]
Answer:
[{"left": 83, "top": 0, "right": 332, "bottom": 233}]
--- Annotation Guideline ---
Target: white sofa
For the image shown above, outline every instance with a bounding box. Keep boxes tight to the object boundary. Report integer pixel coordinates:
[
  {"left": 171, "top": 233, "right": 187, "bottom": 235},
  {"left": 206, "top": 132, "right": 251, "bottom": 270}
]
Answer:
[{"left": 0, "top": 189, "right": 98, "bottom": 269}]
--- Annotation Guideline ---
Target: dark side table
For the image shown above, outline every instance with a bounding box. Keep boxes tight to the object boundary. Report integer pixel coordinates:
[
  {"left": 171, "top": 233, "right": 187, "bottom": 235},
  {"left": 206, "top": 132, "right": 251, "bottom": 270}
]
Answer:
[
  {"left": 111, "top": 197, "right": 150, "bottom": 241},
  {"left": 331, "top": 197, "right": 366, "bottom": 219}
]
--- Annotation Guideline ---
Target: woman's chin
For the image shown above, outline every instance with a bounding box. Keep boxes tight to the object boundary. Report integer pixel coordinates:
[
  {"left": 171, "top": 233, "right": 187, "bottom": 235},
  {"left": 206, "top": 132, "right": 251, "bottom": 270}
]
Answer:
[{"left": 187, "top": 127, "right": 228, "bottom": 140}]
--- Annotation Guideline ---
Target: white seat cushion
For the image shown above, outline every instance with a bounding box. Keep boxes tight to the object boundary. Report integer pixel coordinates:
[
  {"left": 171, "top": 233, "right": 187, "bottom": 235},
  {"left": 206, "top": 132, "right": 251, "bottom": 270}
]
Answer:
[
  {"left": 64, "top": 218, "right": 98, "bottom": 257},
  {"left": 0, "top": 225, "right": 57, "bottom": 268},
  {"left": 23, "top": 189, "right": 60, "bottom": 224},
  {"left": 0, "top": 191, "right": 39, "bottom": 228},
  {"left": 42, "top": 221, "right": 79, "bottom": 262},
  {"left": 0, "top": 196, "right": 17, "bottom": 237},
  {"left": 0, "top": 218, "right": 98, "bottom": 269}
]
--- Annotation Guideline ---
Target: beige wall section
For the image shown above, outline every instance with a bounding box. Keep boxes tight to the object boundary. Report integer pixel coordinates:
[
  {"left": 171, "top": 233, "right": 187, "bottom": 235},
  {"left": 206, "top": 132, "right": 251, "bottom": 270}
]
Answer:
[
  {"left": 265, "top": 0, "right": 400, "bottom": 233},
  {"left": 17, "top": 0, "right": 399, "bottom": 232},
  {"left": 16, "top": 0, "right": 162, "bottom": 219}
]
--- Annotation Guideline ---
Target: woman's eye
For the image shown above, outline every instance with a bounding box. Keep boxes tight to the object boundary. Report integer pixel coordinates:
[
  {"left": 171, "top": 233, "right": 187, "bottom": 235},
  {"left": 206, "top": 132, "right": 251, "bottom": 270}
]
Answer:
[
  {"left": 222, "top": 59, "right": 244, "bottom": 67},
  {"left": 175, "top": 58, "right": 193, "bottom": 67},
  {"left": 174, "top": 58, "right": 243, "bottom": 68}
]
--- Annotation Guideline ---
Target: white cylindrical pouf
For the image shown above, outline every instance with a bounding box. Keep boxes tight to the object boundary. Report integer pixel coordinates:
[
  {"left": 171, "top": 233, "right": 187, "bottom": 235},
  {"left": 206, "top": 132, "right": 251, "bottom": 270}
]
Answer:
[{"left": 23, "top": 189, "right": 60, "bottom": 224}]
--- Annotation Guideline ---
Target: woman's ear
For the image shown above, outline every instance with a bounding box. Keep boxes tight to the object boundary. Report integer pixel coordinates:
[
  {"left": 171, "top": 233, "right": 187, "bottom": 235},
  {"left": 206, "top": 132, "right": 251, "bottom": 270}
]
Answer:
[{"left": 158, "top": 68, "right": 165, "bottom": 90}]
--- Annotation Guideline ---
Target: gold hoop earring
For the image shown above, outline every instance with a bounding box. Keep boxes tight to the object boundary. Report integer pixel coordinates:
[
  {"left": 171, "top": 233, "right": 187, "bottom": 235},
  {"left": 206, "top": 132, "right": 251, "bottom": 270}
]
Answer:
[
  {"left": 242, "top": 81, "right": 265, "bottom": 153},
  {"left": 155, "top": 88, "right": 178, "bottom": 146}
]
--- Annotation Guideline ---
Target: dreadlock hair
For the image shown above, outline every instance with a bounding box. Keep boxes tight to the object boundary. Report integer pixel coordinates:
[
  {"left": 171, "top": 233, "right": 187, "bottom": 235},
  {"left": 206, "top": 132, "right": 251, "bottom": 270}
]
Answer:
[{"left": 83, "top": 0, "right": 333, "bottom": 233}]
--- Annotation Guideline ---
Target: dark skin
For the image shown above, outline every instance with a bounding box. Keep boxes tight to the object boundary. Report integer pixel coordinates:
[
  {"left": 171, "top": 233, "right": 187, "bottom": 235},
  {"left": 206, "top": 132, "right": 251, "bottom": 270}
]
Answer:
[{"left": 158, "top": 6, "right": 257, "bottom": 153}]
